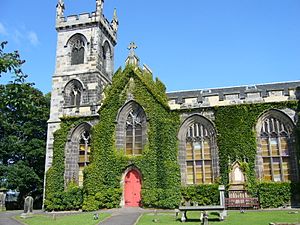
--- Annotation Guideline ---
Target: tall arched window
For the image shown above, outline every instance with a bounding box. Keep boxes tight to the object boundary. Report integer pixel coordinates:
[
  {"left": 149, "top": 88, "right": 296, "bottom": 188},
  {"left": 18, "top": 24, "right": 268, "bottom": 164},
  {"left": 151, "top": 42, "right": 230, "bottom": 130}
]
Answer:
[
  {"left": 116, "top": 101, "right": 147, "bottom": 156},
  {"left": 125, "top": 110, "right": 143, "bottom": 155},
  {"left": 78, "top": 131, "right": 91, "bottom": 187},
  {"left": 64, "top": 79, "right": 83, "bottom": 107},
  {"left": 256, "top": 110, "right": 297, "bottom": 182},
  {"left": 64, "top": 123, "right": 92, "bottom": 187},
  {"left": 68, "top": 34, "right": 87, "bottom": 65},
  {"left": 178, "top": 115, "right": 219, "bottom": 185}
]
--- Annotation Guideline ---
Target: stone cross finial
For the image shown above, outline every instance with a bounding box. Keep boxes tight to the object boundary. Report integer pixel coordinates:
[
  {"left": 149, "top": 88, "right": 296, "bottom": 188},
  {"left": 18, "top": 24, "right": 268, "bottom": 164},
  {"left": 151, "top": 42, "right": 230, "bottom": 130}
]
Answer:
[
  {"left": 128, "top": 42, "right": 137, "bottom": 57},
  {"left": 126, "top": 42, "right": 139, "bottom": 66}
]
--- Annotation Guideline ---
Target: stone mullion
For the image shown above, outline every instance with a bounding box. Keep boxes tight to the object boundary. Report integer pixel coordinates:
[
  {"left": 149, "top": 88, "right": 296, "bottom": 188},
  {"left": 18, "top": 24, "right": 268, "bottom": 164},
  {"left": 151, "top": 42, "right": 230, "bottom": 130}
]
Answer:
[
  {"left": 277, "top": 135, "right": 284, "bottom": 181},
  {"left": 201, "top": 138, "right": 205, "bottom": 184},
  {"left": 268, "top": 136, "right": 275, "bottom": 181}
]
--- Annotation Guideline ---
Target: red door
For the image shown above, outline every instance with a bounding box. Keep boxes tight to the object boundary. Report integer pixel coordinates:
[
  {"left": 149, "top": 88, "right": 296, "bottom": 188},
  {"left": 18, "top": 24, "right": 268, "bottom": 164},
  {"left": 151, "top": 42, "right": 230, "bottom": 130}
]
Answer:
[{"left": 124, "top": 170, "right": 141, "bottom": 207}]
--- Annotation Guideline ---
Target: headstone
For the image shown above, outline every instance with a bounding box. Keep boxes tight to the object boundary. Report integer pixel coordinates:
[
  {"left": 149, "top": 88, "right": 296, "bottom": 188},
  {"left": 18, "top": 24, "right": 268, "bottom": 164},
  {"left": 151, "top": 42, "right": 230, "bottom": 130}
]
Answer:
[
  {"left": 20, "top": 196, "right": 34, "bottom": 218},
  {"left": 0, "top": 192, "right": 6, "bottom": 211}
]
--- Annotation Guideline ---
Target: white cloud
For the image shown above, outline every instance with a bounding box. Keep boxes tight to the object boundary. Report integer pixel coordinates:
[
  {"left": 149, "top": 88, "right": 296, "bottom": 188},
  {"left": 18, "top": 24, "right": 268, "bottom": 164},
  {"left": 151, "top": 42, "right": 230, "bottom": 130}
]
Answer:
[
  {"left": 0, "top": 22, "right": 8, "bottom": 36},
  {"left": 12, "top": 29, "right": 22, "bottom": 45},
  {"left": 27, "top": 31, "right": 39, "bottom": 46}
]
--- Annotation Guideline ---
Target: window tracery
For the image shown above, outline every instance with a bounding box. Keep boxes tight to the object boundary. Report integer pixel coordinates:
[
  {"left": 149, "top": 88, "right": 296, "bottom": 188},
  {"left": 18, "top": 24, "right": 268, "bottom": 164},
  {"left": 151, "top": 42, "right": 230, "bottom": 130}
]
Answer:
[{"left": 257, "top": 114, "right": 293, "bottom": 182}]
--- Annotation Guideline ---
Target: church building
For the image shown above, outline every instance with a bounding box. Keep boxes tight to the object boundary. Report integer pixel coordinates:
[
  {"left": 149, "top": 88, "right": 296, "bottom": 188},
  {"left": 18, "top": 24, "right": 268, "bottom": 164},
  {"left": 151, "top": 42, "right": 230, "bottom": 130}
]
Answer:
[{"left": 44, "top": 0, "right": 300, "bottom": 210}]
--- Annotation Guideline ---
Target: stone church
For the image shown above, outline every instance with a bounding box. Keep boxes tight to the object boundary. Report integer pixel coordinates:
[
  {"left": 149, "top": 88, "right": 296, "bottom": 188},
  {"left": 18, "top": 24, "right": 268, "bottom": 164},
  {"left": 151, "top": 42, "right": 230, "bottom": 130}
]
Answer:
[{"left": 44, "top": 0, "right": 300, "bottom": 210}]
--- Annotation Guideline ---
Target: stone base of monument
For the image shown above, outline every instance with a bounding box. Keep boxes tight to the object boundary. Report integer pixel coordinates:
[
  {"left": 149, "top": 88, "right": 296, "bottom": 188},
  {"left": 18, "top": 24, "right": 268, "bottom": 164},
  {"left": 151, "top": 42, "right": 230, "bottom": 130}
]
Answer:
[{"left": 20, "top": 213, "right": 33, "bottom": 219}]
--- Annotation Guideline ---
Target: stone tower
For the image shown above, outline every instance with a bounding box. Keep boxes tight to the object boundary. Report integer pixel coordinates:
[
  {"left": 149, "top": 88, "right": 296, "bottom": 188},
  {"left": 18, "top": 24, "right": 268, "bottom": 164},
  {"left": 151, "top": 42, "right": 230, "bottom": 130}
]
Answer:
[{"left": 45, "top": 0, "right": 118, "bottom": 173}]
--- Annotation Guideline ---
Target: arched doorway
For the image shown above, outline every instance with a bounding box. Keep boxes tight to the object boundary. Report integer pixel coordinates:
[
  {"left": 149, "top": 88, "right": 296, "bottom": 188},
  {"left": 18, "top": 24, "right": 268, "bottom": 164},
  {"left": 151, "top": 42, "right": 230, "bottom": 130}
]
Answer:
[{"left": 124, "top": 169, "right": 141, "bottom": 207}]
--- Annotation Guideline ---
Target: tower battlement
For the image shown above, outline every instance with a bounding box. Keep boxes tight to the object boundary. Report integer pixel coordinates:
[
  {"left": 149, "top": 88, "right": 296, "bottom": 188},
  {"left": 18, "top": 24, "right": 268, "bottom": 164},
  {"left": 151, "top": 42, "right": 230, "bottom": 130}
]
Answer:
[{"left": 56, "top": 12, "right": 117, "bottom": 44}]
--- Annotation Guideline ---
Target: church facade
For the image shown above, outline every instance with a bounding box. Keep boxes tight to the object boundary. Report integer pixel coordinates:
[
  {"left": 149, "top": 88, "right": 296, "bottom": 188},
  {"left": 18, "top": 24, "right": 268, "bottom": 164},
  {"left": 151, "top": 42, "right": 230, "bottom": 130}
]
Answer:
[{"left": 44, "top": 1, "right": 300, "bottom": 210}]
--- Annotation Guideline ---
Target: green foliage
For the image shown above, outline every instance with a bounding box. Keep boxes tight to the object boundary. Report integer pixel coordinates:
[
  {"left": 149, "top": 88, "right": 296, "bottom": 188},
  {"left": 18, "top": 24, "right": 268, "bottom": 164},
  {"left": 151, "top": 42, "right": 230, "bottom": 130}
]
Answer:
[
  {"left": 214, "top": 101, "right": 298, "bottom": 189},
  {"left": 258, "top": 182, "right": 293, "bottom": 208},
  {"left": 44, "top": 117, "right": 94, "bottom": 210},
  {"left": 0, "top": 41, "right": 28, "bottom": 83},
  {"left": 181, "top": 184, "right": 220, "bottom": 205},
  {"left": 83, "top": 66, "right": 181, "bottom": 210},
  {"left": 0, "top": 83, "right": 49, "bottom": 207},
  {"left": 44, "top": 182, "right": 83, "bottom": 211}
]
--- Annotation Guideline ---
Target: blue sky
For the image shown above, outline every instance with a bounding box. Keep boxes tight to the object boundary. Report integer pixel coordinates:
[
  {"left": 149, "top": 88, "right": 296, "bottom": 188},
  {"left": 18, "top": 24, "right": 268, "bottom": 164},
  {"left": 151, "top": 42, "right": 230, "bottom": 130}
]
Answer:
[{"left": 0, "top": 0, "right": 300, "bottom": 93}]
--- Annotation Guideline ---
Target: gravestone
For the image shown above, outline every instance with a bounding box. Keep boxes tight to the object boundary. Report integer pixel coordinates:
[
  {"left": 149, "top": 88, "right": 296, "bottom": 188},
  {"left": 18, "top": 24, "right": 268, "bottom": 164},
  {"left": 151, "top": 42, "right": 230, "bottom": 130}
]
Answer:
[
  {"left": 0, "top": 191, "right": 6, "bottom": 211},
  {"left": 20, "top": 196, "right": 34, "bottom": 218},
  {"left": 228, "top": 161, "right": 247, "bottom": 198}
]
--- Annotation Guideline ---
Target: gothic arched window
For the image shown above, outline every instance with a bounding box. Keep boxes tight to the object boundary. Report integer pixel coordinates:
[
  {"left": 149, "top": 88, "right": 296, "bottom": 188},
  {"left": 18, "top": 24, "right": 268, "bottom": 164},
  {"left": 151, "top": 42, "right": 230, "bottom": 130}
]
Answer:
[
  {"left": 68, "top": 34, "right": 87, "bottom": 65},
  {"left": 178, "top": 115, "right": 219, "bottom": 185},
  {"left": 78, "top": 131, "right": 91, "bottom": 187},
  {"left": 64, "top": 79, "right": 83, "bottom": 107},
  {"left": 103, "top": 41, "right": 112, "bottom": 76},
  {"left": 64, "top": 123, "right": 92, "bottom": 187},
  {"left": 116, "top": 101, "right": 147, "bottom": 156},
  {"left": 125, "top": 111, "right": 144, "bottom": 155},
  {"left": 256, "top": 110, "right": 297, "bottom": 182}
]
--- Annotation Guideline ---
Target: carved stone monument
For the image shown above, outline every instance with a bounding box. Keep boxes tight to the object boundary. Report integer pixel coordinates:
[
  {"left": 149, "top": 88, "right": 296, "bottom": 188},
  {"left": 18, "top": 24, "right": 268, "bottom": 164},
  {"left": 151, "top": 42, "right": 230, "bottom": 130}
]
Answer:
[
  {"left": 228, "top": 161, "right": 247, "bottom": 198},
  {"left": 20, "top": 196, "right": 34, "bottom": 218},
  {"left": 0, "top": 191, "right": 6, "bottom": 211}
]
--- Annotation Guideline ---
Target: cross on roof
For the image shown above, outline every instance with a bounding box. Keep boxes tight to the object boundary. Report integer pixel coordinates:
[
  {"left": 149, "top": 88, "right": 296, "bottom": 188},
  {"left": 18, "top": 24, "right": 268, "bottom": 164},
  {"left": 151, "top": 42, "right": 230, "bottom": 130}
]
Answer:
[{"left": 128, "top": 42, "right": 137, "bottom": 57}]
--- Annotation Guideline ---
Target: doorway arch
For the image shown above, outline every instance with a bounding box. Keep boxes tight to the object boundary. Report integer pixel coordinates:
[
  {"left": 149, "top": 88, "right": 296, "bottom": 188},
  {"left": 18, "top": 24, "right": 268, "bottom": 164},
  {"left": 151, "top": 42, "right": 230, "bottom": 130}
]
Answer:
[{"left": 121, "top": 167, "right": 142, "bottom": 207}]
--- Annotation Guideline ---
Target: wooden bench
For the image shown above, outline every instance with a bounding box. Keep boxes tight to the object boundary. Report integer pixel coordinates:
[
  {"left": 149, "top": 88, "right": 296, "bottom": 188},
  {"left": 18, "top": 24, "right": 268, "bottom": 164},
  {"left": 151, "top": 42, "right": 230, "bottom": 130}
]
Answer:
[
  {"left": 225, "top": 197, "right": 259, "bottom": 209},
  {"left": 176, "top": 205, "right": 227, "bottom": 222}
]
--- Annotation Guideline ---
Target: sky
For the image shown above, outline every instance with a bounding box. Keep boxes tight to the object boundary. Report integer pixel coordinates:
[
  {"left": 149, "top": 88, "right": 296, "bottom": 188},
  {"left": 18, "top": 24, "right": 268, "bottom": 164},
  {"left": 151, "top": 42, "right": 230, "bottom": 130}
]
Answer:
[{"left": 0, "top": 0, "right": 300, "bottom": 93}]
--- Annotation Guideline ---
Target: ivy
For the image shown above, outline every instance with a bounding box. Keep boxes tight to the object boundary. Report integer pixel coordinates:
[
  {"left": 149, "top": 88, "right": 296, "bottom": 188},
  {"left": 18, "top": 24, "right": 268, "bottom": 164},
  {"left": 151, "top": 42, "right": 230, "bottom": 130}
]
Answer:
[
  {"left": 214, "top": 101, "right": 298, "bottom": 191},
  {"left": 45, "top": 64, "right": 299, "bottom": 210},
  {"left": 82, "top": 66, "right": 181, "bottom": 210},
  {"left": 44, "top": 116, "right": 95, "bottom": 210}
]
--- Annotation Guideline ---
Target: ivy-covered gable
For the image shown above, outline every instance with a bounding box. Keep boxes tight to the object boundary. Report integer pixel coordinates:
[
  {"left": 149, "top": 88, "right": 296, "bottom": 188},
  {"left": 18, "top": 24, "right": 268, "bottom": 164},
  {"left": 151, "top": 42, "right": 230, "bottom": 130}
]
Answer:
[{"left": 82, "top": 65, "right": 181, "bottom": 210}]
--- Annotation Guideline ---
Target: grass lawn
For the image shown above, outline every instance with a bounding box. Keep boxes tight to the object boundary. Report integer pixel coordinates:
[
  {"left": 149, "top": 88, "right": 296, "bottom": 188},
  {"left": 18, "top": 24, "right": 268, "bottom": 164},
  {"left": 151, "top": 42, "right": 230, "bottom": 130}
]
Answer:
[
  {"left": 16, "top": 212, "right": 110, "bottom": 225},
  {"left": 137, "top": 210, "right": 300, "bottom": 225}
]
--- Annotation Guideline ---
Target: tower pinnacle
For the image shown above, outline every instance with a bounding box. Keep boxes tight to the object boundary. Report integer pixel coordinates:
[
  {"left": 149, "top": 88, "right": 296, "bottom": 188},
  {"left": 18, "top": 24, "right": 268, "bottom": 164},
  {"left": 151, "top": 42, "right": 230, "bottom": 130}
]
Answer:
[
  {"left": 56, "top": 0, "right": 65, "bottom": 20},
  {"left": 96, "top": 0, "right": 104, "bottom": 17},
  {"left": 111, "top": 8, "right": 119, "bottom": 33}
]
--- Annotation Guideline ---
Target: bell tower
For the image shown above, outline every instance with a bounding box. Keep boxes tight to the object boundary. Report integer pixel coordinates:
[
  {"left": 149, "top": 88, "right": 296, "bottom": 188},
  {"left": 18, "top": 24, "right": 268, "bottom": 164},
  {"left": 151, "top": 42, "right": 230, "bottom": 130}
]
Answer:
[{"left": 45, "top": 0, "right": 118, "bottom": 172}]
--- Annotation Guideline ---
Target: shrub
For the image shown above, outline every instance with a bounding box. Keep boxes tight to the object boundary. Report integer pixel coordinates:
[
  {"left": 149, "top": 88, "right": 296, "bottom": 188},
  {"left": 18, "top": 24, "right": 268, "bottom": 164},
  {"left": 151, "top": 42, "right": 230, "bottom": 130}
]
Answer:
[{"left": 181, "top": 184, "right": 219, "bottom": 206}]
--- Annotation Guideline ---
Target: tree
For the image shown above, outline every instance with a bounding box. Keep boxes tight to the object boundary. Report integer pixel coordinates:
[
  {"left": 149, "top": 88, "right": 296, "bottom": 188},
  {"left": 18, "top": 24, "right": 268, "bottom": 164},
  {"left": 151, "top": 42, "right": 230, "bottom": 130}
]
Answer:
[
  {"left": 0, "top": 41, "right": 50, "bottom": 208},
  {"left": 0, "top": 41, "right": 27, "bottom": 83}
]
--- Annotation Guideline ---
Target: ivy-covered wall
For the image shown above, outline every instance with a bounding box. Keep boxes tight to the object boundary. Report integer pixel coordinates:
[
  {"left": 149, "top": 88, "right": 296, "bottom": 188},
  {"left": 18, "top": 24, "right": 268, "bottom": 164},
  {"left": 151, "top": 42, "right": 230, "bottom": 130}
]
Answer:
[
  {"left": 82, "top": 66, "right": 181, "bottom": 210},
  {"left": 44, "top": 116, "right": 95, "bottom": 210},
  {"left": 44, "top": 65, "right": 299, "bottom": 210},
  {"left": 214, "top": 101, "right": 298, "bottom": 188}
]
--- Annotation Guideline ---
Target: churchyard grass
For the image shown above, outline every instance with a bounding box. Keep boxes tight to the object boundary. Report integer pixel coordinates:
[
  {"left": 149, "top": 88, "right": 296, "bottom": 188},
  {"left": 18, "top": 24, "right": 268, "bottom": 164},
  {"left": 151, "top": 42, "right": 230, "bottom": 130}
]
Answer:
[
  {"left": 137, "top": 210, "right": 300, "bottom": 225},
  {"left": 16, "top": 212, "right": 110, "bottom": 225}
]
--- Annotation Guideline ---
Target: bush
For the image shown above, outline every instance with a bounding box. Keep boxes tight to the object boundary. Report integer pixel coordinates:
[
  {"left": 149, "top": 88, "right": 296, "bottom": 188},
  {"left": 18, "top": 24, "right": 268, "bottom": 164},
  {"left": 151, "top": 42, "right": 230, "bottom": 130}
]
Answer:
[
  {"left": 258, "top": 182, "right": 292, "bottom": 208},
  {"left": 181, "top": 184, "right": 220, "bottom": 206},
  {"left": 44, "top": 182, "right": 83, "bottom": 211}
]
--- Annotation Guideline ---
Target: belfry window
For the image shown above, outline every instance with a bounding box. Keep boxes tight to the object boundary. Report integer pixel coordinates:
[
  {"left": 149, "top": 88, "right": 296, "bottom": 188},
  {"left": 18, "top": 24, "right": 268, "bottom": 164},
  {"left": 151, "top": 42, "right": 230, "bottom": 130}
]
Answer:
[
  {"left": 258, "top": 116, "right": 293, "bottom": 182},
  {"left": 64, "top": 79, "right": 83, "bottom": 107},
  {"left": 68, "top": 34, "right": 86, "bottom": 65},
  {"left": 186, "top": 123, "right": 213, "bottom": 184},
  {"left": 78, "top": 131, "right": 90, "bottom": 187}
]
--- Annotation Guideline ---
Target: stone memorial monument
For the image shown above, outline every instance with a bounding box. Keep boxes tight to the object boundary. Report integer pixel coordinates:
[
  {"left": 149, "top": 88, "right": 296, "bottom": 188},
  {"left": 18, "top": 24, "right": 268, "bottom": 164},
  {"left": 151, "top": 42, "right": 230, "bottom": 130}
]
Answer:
[
  {"left": 20, "top": 196, "right": 34, "bottom": 218},
  {"left": 0, "top": 191, "right": 6, "bottom": 211},
  {"left": 228, "top": 161, "right": 247, "bottom": 198}
]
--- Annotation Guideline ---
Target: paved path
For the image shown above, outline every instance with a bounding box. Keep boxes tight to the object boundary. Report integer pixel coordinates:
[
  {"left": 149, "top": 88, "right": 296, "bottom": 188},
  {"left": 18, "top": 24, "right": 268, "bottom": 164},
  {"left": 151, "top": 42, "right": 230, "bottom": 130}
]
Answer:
[
  {"left": 0, "top": 210, "right": 23, "bottom": 225},
  {"left": 98, "top": 208, "right": 145, "bottom": 225}
]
